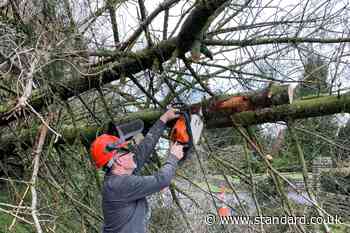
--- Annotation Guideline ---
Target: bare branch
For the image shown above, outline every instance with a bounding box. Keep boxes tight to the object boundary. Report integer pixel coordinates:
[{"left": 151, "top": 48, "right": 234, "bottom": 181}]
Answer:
[
  {"left": 121, "top": 0, "right": 180, "bottom": 50},
  {"left": 107, "top": 0, "right": 120, "bottom": 45},
  {"left": 204, "top": 37, "right": 350, "bottom": 47},
  {"left": 30, "top": 114, "right": 52, "bottom": 233}
]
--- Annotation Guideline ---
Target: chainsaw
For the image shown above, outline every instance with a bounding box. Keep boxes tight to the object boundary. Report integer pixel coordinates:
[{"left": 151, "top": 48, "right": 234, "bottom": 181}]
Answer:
[
  {"left": 169, "top": 103, "right": 204, "bottom": 164},
  {"left": 105, "top": 104, "right": 204, "bottom": 164}
]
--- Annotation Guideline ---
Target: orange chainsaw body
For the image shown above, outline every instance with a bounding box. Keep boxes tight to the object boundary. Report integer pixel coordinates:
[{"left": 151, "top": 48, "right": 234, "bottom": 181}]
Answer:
[{"left": 170, "top": 115, "right": 190, "bottom": 144}]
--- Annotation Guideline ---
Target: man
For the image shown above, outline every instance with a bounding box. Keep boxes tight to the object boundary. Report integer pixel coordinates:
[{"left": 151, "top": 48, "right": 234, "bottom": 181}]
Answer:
[{"left": 90, "top": 109, "right": 183, "bottom": 233}]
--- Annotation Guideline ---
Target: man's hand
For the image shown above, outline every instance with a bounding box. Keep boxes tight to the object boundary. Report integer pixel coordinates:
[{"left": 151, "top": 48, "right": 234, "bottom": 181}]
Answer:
[
  {"left": 170, "top": 142, "right": 184, "bottom": 161},
  {"left": 160, "top": 108, "right": 180, "bottom": 123}
]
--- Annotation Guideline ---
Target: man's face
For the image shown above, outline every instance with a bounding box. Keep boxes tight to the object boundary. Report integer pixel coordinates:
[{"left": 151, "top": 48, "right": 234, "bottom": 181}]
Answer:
[
  {"left": 117, "top": 152, "right": 137, "bottom": 171},
  {"left": 106, "top": 140, "right": 137, "bottom": 172}
]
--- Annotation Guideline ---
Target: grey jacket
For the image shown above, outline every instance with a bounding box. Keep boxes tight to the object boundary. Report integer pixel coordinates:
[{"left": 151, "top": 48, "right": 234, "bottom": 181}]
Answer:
[{"left": 102, "top": 120, "right": 178, "bottom": 233}]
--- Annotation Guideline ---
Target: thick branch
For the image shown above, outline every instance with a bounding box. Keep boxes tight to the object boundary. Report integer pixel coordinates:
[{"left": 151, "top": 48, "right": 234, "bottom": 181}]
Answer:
[
  {"left": 175, "top": 0, "right": 227, "bottom": 55},
  {"left": 30, "top": 115, "right": 51, "bottom": 233},
  {"left": 86, "top": 0, "right": 227, "bottom": 92},
  {"left": 207, "top": 93, "right": 350, "bottom": 128}
]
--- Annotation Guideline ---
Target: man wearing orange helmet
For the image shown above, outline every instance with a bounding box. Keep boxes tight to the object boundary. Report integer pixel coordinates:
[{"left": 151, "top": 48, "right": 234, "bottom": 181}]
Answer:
[{"left": 90, "top": 109, "right": 183, "bottom": 233}]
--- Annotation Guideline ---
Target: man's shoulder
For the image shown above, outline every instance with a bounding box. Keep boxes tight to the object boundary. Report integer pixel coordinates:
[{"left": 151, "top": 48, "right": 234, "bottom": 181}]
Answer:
[
  {"left": 103, "top": 174, "right": 152, "bottom": 200},
  {"left": 104, "top": 174, "right": 127, "bottom": 190},
  {"left": 103, "top": 174, "right": 143, "bottom": 191}
]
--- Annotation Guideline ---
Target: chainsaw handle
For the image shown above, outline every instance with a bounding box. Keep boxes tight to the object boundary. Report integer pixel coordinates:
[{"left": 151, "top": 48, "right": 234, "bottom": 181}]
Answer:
[{"left": 170, "top": 102, "right": 186, "bottom": 109}]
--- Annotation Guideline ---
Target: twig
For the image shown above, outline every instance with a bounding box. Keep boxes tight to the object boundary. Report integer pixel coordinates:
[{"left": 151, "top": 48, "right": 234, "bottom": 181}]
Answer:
[
  {"left": 0, "top": 84, "right": 17, "bottom": 95},
  {"left": 0, "top": 207, "right": 33, "bottom": 225},
  {"left": 244, "top": 127, "right": 305, "bottom": 233},
  {"left": 76, "top": 94, "right": 102, "bottom": 125},
  {"left": 192, "top": 143, "right": 226, "bottom": 232},
  {"left": 182, "top": 56, "right": 215, "bottom": 96},
  {"left": 232, "top": 119, "right": 333, "bottom": 219},
  {"left": 128, "top": 74, "right": 164, "bottom": 108},
  {"left": 292, "top": 125, "right": 350, "bottom": 151},
  {"left": 25, "top": 102, "right": 62, "bottom": 140},
  {"left": 137, "top": 0, "right": 153, "bottom": 48},
  {"left": 176, "top": 172, "right": 237, "bottom": 210},
  {"left": 288, "top": 122, "right": 331, "bottom": 233},
  {"left": 78, "top": 0, "right": 124, "bottom": 29},
  {"left": 243, "top": 142, "right": 265, "bottom": 233},
  {"left": 203, "top": 37, "right": 350, "bottom": 47},
  {"left": 0, "top": 202, "right": 31, "bottom": 209},
  {"left": 169, "top": 185, "right": 195, "bottom": 233},
  {"left": 163, "top": 8, "right": 169, "bottom": 40},
  {"left": 121, "top": 0, "right": 180, "bottom": 51},
  {"left": 107, "top": 0, "right": 119, "bottom": 45},
  {"left": 0, "top": 177, "right": 31, "bottom": 184},
  {"left": 8, "top": 185, "right": 30, "bottom": 230}
]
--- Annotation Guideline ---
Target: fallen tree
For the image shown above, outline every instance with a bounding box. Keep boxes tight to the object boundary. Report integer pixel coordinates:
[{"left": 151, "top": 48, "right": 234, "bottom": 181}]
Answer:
[{"left": 1, "top": 86, "right": 349, "bottom": 154}]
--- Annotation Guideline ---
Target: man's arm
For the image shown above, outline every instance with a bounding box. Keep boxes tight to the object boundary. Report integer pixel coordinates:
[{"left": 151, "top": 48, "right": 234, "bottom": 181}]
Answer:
[
  {"left": 132, "top": 119, "right": 166, "bottom": 173},
  {"left": 133, "top": 109, "right": 179, "bottom": 173},
  {"left": 119, "top": 142, "right": 183, "bottom": 200},
  {"left": 120, "top": 154, "right": 178, "bottom": 201}
]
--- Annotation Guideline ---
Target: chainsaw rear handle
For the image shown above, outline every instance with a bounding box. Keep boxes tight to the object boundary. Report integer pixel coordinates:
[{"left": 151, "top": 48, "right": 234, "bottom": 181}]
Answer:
[
  {"left": 173, "top": 140, "right": 191, "bottom": 148},
  {"left": 164, "top": 103, "right": 191, "bottom": 129},
  {"left": 167, "top": 103, "right": 189, "bottom": 114}
]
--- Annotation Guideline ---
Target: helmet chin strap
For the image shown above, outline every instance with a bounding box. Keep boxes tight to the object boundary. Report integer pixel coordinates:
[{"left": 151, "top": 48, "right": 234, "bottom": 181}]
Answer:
[
  {"left": 132, "top": 157, "right": 138, "bottom": 170},
  {"left": 105, "top": 158, "right": 115, "bottom": 169}
]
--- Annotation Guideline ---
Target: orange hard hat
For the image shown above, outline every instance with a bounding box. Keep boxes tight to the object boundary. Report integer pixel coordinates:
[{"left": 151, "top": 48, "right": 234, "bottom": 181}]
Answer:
[{"left": 90, "top": 134, "right": 129, "bottom": 169}]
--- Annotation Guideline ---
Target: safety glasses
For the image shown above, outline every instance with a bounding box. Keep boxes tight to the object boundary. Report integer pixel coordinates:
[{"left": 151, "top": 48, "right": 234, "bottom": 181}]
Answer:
[
  {"left": 115, "top": 147, "right": 132, "bottom": 158},
  {"left": 103, "top": 141, "right": 136, "bottom": 172},
  {"left": 105, "top": 141, "right": 135, "bottom": 155},
  {"left": 103, "top": 147, "right": 133, "bottom": 172}
]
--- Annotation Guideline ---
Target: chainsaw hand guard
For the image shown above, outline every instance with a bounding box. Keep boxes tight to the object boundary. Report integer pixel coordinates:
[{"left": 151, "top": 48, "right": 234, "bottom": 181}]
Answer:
[{"left": 107, "top": 119, "right": 144, "bottom": 143}]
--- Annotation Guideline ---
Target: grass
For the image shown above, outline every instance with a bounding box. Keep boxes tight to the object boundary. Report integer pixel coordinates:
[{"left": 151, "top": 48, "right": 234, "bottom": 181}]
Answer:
[
  {"left": 208, "top": 172, "right": 305, "bottom": 183},
  {"left": 329, "top": 223, "right": 350, "bottom": 233},
  {"left": 0, "top": 189, "right": 33, "bottom": 233},
  {"left": 187, "top": 172, "right": 307, "bottom": 194},
  {"left": 0, "top": 214, "right": 33, "bottom": 233}
]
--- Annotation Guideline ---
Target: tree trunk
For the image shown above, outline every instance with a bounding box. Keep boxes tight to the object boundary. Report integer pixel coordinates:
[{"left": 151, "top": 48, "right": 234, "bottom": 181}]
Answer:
[{"left": 1, "top": 90, "right": 349, "bottom": 154}]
